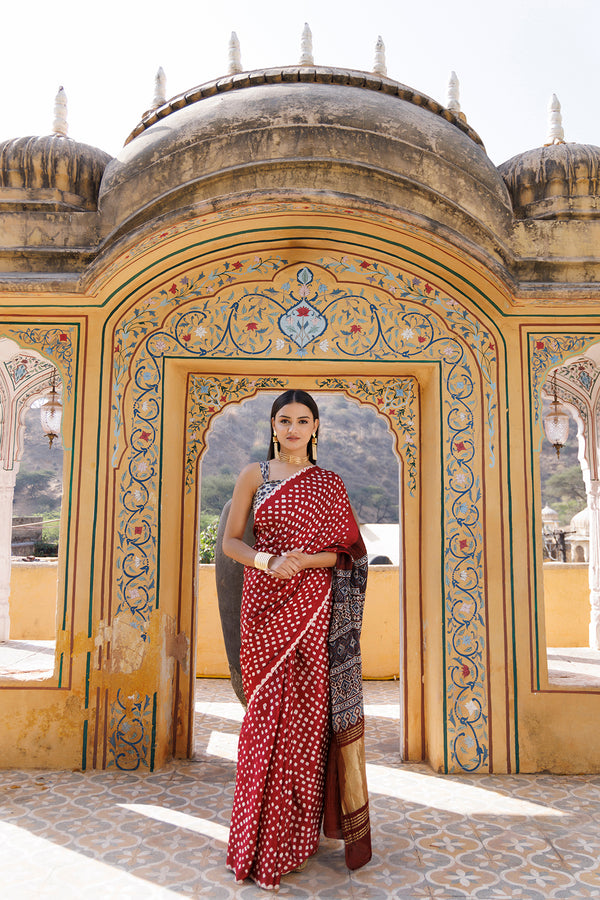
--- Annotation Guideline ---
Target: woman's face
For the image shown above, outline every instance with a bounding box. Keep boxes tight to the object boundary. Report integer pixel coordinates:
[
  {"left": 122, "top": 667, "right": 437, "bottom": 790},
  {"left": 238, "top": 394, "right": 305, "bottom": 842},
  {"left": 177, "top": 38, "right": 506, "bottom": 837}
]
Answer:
[{"left": 272, "top": 403, "right": 318, "bottom": 456}]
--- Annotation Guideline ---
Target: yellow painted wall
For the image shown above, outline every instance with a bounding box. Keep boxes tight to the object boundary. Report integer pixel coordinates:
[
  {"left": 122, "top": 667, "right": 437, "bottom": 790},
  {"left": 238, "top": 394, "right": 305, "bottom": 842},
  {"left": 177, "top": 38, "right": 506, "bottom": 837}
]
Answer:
[
  {"left": 543, "top": 563, "right": 589, "bottom": 647},
  {"left": 9, "top": 560, "right": 59, "bottom": 640},
  {"left": 10, "top": 560, "right": 591, "bottom": 666},
  {"left": 196, "top": 564, "right": 402, "bottom": 680},
  {"left": 11, "top": 560, "right": 402, "bottom": 678},
  {"left": 196, "top": 564, "right": 229, "bottom": 677},
  {"left": 2, "top": 211, "right": 600, "bottom": 774}
]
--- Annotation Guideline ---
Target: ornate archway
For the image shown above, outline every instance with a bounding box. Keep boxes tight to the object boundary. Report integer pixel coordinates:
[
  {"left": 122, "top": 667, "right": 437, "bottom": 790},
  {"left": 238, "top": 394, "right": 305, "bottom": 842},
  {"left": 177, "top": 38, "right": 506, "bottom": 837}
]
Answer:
[
  {"left": 528, "top": 336, "right": 600, "bottom": 685},
  {"left": 91, "top": 250, "right": 503, "bottom": 775}
]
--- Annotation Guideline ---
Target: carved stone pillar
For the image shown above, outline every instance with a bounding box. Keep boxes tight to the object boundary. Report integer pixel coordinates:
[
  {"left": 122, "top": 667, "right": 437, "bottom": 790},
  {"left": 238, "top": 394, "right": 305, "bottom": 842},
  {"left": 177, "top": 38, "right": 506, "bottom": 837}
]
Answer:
[
  {"left": 588, "top": 481, "right": 600, "bottom": 650},
  {"left": 0, "top": 466, "right": 17, "bottom": 642}
]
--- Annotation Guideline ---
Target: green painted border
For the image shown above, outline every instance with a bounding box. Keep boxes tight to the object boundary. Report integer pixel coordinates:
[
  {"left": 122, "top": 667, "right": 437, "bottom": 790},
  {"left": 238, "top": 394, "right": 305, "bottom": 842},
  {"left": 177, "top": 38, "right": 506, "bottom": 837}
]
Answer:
[
  {"left": 525, "top": 333, "right": 600, "bottom": 699},
  {"left": 150, "top": 692, "right": 157, "bottom": 771},
  {"left": 438, "top": 364, "right": 449, "bottom": 774},
  {"left": 82, "top": 718, "right": 88, "bottom": 770},
  {"left": 497, "top": 330, "right": 519, "bottom": 771},
  {"left": 4, "top": 215, "right": 597, "bottom": 321},
  {"left": 0, "top": 321, "right": 80, "bottom": 684},
  {"left": 60, "top": 326, "right": 80, "bottom": 633},
  {"left": 84, "top": 652, "right": 90, "bottom": 709},
  {"left": 156, "top": 359, "right": 166, "bottom": 611}
]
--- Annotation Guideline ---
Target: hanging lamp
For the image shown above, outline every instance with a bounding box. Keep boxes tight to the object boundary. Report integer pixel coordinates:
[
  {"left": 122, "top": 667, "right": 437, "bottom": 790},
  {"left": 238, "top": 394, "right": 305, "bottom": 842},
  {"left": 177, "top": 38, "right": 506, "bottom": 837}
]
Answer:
[
  {"left": 543, "top": 372, "right": 569, "bottom": 458},
  {"left": 39, "top": 369, "right": 62, "bottom": 448}
]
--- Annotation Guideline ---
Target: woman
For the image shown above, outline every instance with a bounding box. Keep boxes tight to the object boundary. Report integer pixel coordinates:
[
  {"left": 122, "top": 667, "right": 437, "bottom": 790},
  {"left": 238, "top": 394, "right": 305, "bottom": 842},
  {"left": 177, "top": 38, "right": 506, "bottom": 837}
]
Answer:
[{"left": 223, "top": 389, "right": 371, "bottom": 890}]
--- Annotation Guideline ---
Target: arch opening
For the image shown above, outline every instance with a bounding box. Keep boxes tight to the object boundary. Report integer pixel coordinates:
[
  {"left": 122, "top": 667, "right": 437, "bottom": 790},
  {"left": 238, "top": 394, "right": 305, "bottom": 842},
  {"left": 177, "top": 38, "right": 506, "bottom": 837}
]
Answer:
[
  {"left": 537, "top": 349, "right": 600, "bottom": 690},
  {"left": 192, "top": 387, "right": 404, "bottom": 760},
  {"left": 0, "top": 337, "right": 66, "bottom": 684}
]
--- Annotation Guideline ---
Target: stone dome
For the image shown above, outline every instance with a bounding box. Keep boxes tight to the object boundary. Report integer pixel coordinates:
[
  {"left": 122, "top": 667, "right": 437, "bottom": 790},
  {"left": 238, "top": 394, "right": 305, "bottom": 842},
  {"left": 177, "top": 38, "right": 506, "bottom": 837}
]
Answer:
[
  {"left": 570, "top": 506, "right": 589, "bottom": 536},
  {"left": 99, "top": 67, "right": 513, "bottom": 246},
  {"left": 499, "top": 142, "right": 600, "bottom": 220},
  {"left": 542, "top": 506, "right": 560, "bottom": 528},
  {"left": 0, "top": 134, "right": 112, "bottom": 211}
]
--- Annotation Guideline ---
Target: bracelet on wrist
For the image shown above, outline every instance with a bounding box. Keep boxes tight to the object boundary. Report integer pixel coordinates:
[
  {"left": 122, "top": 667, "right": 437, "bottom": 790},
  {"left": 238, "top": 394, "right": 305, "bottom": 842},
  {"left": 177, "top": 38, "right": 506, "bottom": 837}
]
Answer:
[{"left": 254, "top": 551, "right": 274, "bottom": 572}]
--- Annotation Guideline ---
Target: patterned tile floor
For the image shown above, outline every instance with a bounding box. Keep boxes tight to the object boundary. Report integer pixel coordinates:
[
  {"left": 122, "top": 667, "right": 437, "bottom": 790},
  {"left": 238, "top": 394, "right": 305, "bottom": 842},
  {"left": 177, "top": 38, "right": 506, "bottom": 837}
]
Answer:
[{"left": 1, "top": 666, "right": 600, "bottom": 896}]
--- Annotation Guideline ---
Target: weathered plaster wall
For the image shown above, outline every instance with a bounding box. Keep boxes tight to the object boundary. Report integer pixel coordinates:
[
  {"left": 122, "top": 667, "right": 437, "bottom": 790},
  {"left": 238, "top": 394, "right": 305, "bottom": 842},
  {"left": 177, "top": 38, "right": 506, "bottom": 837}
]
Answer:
[{"left": 1, "top": 200, "right": 600, "bottom": 777}]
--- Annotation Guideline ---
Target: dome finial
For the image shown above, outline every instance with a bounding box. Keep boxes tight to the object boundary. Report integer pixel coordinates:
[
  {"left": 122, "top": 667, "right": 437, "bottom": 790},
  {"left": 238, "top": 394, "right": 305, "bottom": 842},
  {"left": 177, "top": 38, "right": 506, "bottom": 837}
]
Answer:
[
  {"left": 299, "top": 23, "right": 314, "bottom": 66},
  {"left": 373, "top": 36, "right": 387, "bottom": 76},
  {"left": 447, "top": 71, "right": 467, "bottom": 123},
  {"left": 228, "top": 31, "right": 242, "bottom": 75},
  {"left": 52, "top": 86, "right": 68, "bottom": 136},
  {"left": 547, "top": 93, "right": 565, "bottom": 145},
  {"left": 447, "top": 71, "right": 461, "bottom": 114},
  {"left": 152, "top": 67, "right": 167, "bottom": 109}
]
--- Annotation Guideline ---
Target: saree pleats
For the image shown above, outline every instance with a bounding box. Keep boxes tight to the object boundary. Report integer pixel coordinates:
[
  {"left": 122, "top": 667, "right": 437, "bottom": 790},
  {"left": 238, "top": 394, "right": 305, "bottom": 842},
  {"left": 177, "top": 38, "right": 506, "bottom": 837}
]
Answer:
[{"left": 227, "top": 578, "right": 331, "bottom": 889}]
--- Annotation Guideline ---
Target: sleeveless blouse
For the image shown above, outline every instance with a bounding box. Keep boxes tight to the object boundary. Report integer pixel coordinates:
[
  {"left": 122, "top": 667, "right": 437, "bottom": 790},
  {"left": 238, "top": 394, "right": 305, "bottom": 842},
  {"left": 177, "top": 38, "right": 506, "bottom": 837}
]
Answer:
[{"left": 252, "top": 460, "right": 282, "bottom": 513}]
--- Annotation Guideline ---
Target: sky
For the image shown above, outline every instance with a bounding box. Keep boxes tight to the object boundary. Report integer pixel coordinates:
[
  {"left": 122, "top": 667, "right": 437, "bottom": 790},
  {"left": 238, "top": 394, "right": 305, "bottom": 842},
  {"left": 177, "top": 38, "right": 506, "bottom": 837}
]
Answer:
[{"left": 2, "top": 0, "right": 598, "bottom": 166}]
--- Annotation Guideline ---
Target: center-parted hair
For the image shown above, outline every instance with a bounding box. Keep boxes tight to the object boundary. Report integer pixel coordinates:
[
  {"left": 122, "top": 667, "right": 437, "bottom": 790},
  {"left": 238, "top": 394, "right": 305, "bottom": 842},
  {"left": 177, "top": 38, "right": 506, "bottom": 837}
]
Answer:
[{"left": 268, "top": 389, "right": 320, "bottom": 462}]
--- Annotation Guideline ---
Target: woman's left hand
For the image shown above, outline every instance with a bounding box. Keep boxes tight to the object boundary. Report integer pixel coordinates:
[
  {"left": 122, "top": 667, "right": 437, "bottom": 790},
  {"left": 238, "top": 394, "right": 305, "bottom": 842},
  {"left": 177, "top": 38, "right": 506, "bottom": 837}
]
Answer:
[
  {"left": 268, "top": 549, "right": 337, "bottom": 579},
  {"left": 283, "top": 549, "right": 311, "bottom": 571},
  {"left": 267, "top": 553, "right": 302, "bottom": 579}
]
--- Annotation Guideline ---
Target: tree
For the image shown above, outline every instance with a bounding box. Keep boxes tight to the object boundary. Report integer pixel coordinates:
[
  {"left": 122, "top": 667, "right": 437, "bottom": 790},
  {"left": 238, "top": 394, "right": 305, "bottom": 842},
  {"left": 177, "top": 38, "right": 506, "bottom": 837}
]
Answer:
[
  {"left": 13, "top": 471, "right": 62, "bottom": 517},
  {"left": 201, "top": 471, "right": 237, "bottom": 517},
  {"left": 543, "top": 464, "right": 587, "bottom": 527}
]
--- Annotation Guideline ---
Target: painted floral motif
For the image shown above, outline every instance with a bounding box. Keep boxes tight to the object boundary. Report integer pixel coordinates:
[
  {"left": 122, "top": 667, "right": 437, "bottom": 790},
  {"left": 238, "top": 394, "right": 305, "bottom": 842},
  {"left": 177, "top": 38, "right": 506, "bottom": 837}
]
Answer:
[
  {"left": 7, "top": 327, "right": 75, "bottom": 395},
  {"left": 111, "top": 256, "right": 288, "bottom": 463},
  {"left": 4, "top": 354, "right": 52, "bottom": 388},
  {"left": 554, "top": 357, "right": 600, "bottom": 398},
  {"left": 316, "top": 376, "right": 418, "bottom": 496},
  {"left": 530, "top": 335, "right": 599, "bottom": 424},
  {"left": 112, "top": 260, "right": 498, "bottom": 773},
  {"left": 107, "top": 690, "right": 154, "bottom": 770},
  {"left": 278, "top": 267, "right": 327, "bottom": 349},
  {"left": 113, "top": 261, "right": 497, "bottom": 465},
  {"left": 185, "top": 376, "right": 288, "bottom": 490},
  {"left": 318, "top": 257, "right": 497, "bottom": 465}
]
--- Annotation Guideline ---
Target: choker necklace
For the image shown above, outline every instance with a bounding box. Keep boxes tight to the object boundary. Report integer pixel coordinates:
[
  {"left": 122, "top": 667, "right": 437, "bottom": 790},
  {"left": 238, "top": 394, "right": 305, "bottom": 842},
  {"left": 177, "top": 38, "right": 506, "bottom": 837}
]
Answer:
[{"left": 279, "top": 451, "right": 311, "bottom": 466}]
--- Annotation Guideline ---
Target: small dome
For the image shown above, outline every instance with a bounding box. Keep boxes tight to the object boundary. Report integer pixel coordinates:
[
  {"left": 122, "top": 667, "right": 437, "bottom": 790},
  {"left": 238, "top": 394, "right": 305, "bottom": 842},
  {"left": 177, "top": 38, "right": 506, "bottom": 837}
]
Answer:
[
  {"left": 570, "top": 506, "right": 589, "bottom": 535},
  {"left": 542, "top": 506, "right": 560, "bottom": 527},
  {"left": 0, "top": 134, "right": 112, "bottom": 211},
  {"left": 499, "top": 143, "right": 600, "bottom": 220},
  {"left": 99, "top": 67, "right": 513, "bottom": 247}
]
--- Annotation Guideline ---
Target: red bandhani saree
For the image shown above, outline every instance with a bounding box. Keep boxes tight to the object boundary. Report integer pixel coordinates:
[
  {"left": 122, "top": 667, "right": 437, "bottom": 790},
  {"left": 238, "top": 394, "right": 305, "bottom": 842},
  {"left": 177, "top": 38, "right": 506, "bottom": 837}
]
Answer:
[{"left": 227, "top": 464, "right": 371, "bottom": 890}]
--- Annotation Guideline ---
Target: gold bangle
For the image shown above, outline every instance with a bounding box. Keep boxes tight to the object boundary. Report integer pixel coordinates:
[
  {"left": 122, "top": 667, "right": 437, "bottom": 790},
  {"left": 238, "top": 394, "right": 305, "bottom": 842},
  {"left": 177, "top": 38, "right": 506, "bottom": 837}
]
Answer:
[{"left": 254, "top": 551, "right": 274, "bottom": 572}]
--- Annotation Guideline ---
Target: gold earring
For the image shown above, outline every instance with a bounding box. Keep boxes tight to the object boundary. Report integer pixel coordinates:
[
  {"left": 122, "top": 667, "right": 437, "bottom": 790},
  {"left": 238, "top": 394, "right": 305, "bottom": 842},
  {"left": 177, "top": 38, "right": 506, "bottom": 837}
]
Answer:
[
  {"left": 273, "top": 431, "right": 280, "bottom": 460},
  {"left": 312, "top": 432, "right": 317, "bottom": 462}
]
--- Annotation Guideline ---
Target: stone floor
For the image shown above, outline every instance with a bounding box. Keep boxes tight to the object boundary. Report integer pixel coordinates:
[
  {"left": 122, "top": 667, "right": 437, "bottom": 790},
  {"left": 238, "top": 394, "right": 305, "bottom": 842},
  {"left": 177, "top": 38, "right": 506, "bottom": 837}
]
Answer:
[
  {"left": 1, "top": 653, "right": 600, "bottom": 896},
  {"left": 0, "top": 639, "right": 56, "bottom": 680},
  {"left": 546, "top": 646, "right": 600, "bottom": 688}
]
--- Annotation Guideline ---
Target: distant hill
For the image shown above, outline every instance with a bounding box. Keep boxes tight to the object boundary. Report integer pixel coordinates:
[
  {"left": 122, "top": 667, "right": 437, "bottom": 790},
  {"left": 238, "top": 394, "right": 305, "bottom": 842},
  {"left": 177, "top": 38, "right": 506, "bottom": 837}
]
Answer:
[
  {"left": 538, "top": 404, "right": 586, "bottom": 527},
  {"left": 201, "top": 392, "right": 400, "bottom": 524},
  {"left": 13, "top": 407, "right": 63, "bottom": 519}
]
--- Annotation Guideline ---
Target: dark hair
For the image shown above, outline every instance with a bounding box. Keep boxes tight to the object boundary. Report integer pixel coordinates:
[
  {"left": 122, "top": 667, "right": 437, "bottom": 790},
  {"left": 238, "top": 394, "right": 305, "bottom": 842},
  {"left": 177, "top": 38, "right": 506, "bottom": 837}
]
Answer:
[{"left": 268, "top": 390, "right": 320, "bottom": 462}]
